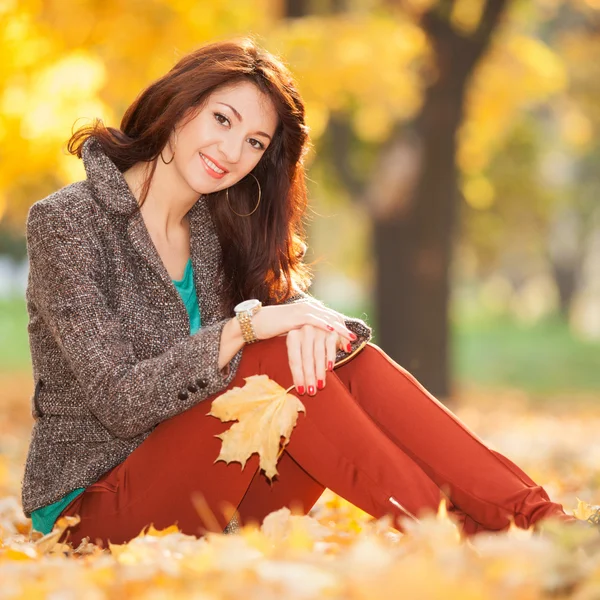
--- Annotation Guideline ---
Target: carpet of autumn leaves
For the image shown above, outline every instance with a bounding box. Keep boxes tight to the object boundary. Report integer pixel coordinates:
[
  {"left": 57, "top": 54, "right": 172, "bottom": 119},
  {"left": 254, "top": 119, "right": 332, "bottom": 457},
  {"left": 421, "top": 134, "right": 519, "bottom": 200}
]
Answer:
[{"left": 2, "top": 372, "right": 600, "bottom": 599}]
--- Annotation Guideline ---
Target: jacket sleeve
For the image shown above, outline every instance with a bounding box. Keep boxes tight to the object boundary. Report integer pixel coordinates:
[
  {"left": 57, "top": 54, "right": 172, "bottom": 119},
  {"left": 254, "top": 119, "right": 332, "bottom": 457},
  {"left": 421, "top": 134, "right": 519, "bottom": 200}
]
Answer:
[
  {"left": 278, "top": 288, "right": 373, "bottom": 362},
  {"left": 26, "top": 201, "right": 243, "bottom": 440}
]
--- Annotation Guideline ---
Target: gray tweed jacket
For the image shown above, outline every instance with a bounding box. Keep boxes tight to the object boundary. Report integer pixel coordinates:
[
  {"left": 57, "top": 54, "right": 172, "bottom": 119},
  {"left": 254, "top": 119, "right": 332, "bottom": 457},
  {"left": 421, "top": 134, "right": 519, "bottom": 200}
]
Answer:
[{"left": 21, "top": 135, "right": 373, "bottom": 519}]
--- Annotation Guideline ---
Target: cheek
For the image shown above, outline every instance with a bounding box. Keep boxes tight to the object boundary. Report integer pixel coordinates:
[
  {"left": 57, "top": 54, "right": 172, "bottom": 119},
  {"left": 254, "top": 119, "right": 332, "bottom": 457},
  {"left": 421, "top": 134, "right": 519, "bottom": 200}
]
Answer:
[
  {"left": 244, "top": 152, "right": 263, "bottom": 171},
  {"left": 183, "top": 116, "right": 211, "bottom": 148},
  {"left": 174, "top": 147, "right": 202, "bottom": 183}
]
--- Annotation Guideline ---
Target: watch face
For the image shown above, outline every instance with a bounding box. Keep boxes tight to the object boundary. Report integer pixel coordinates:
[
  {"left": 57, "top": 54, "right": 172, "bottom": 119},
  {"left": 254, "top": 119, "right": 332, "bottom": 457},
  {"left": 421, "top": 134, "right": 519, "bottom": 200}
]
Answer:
[{"left": 235, "top": 299, "right": 261, "bottom": 313}]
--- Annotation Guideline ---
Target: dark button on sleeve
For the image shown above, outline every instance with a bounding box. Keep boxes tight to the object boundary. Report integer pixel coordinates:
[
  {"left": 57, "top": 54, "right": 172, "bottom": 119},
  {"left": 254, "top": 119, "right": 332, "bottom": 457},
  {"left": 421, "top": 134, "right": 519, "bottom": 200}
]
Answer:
[
  {"left": 196, "top": 378, "right": 209, "bottom": 389},
  {"left": 187, "top": 382, "right": 198, "bottom": 393},
  {"left": 177, "top": 389, "right": 189, "bottom": 400}
]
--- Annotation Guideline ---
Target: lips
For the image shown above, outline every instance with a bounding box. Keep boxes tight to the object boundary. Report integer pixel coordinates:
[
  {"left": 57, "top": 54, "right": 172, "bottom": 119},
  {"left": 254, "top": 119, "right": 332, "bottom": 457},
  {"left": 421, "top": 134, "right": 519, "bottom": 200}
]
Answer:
[
  {"left": 200, "top": 152, "right": 229, "bottom": 173},
  {"left": 199, "top": 154, "right": 226, "bottom": 180}
]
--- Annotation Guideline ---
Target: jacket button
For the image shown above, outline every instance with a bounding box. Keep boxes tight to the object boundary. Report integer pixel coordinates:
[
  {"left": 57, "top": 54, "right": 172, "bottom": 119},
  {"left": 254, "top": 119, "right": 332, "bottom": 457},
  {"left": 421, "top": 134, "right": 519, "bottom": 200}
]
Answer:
[
  {"left": 196, "top": 378, "right": 209, "bottom": 389},
  {"left": 187, "top": 382, "right": 198, "bottom": 393},
  {"left": 178, "top": 389, "right": 189, "bottom": 400}
]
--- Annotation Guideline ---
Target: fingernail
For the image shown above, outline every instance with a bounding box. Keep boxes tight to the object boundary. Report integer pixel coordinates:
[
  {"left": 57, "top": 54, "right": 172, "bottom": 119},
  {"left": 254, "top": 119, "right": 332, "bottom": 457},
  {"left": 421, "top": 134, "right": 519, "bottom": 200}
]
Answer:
[
  {"left": 308, "top": 385, "right": 315, "bottom": 395},
  {"left": 327, "top": 324, "right": 335, "bottom": 331},
  {"left": 327, "top": 361, "right": 333, "bottom": 371},
  {"left": 350, "top": 332, "right": 357, "bottom": 340},
  {"left": 317, "top": 379, "right": 324, "bottom": 390},
  {"left": 346, "top": 343, "right": 352, "bottom": 352},
  {"left": 297, "top": 385, "right": 304, "bottom": 395}
]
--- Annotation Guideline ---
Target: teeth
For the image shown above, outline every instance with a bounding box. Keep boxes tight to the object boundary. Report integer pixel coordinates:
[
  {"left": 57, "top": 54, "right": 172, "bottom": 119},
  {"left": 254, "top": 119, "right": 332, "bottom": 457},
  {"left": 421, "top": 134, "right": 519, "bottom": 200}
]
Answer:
[{"left": 201, "top": 153, "right": 225, "bottom": 174}]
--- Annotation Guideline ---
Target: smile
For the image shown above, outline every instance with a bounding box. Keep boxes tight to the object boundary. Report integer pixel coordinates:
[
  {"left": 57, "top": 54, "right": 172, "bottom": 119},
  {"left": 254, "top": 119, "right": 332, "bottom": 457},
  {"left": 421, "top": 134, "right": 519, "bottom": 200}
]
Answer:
[{"left": 200, "top": 152, "right": 227, "bottom": 178}]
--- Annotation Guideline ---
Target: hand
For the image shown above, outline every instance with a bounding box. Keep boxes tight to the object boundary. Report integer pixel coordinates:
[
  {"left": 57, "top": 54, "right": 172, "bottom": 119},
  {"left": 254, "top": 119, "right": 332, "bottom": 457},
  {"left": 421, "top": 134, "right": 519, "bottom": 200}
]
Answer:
[
  {"left": 326, "top": 309, "right": 355, "bottom": 354},
  {"left": 286, "top": 324, "right": 338, "bottom": 396},
  {"left": 251, "top": 302, "right": 357, "bottom": 347}
]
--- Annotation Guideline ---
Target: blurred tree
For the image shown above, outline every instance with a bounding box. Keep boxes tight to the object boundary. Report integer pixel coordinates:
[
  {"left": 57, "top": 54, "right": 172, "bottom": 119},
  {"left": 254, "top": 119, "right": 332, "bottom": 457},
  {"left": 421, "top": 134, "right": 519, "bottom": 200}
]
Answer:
[
  {"left": 2, "top": 0, "right": 597, "bottom": 395},
  {"left": 312, "top": 0, "right": 508, "bottom": 397},
  {"left": 540, "top": 5, "right": 600, "bottom": 319},
  {"left": 372, "top": 1, "right": 509, "bottom": 397},
  {"left": 301, "top": 0, "right": 570, "bottom": 396},
  {"left": 457, "top": 1, "right": 600, "bottom": 321}
]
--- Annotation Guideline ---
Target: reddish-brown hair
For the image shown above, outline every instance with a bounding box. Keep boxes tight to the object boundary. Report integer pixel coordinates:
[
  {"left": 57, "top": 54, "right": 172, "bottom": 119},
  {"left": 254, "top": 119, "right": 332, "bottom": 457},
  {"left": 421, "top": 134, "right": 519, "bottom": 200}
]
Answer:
[{"left": 67, "top": 35, "right": 315, "bottom": 311}]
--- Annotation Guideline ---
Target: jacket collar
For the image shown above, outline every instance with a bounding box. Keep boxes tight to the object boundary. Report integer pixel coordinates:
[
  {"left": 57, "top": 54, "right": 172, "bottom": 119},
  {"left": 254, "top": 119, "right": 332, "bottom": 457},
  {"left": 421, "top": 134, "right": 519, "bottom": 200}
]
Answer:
[{"left": 81, "top": 135, "right": 226, "bottom": 328}]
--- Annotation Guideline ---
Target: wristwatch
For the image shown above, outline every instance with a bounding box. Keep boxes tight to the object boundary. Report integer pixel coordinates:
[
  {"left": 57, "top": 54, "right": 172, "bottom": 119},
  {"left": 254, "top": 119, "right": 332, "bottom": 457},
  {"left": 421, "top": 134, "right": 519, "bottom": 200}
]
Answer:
[{"left": 234, "top": 299, "right": 262, "bottom": 344}]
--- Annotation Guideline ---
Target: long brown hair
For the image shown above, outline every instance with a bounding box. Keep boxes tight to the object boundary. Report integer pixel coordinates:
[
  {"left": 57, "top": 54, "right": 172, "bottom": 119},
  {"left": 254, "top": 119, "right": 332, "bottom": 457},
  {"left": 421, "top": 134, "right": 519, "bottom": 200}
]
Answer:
[{"left": 67, "top": 35, "right": 315, "bottom": 311}]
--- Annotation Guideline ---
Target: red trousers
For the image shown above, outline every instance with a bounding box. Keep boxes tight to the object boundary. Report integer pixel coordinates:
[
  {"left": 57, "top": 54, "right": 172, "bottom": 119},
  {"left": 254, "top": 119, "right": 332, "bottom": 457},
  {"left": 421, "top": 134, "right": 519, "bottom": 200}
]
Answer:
[{"left": 57, "top": 336, "right": 575, "bottom": 548}]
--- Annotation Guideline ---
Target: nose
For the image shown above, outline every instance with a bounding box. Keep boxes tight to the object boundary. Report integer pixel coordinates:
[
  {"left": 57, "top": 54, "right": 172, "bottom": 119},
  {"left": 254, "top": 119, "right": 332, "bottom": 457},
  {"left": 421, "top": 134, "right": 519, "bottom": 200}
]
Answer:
[{"left": 218, "top": 135, "right": 243, "bottom": 166}]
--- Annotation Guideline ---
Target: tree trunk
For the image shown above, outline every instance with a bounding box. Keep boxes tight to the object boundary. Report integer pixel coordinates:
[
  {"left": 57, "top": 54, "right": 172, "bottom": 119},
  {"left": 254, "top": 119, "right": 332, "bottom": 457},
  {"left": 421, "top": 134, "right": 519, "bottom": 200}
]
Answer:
[{"left": 373, "top": 1, "right": 508, "bottom": 398}]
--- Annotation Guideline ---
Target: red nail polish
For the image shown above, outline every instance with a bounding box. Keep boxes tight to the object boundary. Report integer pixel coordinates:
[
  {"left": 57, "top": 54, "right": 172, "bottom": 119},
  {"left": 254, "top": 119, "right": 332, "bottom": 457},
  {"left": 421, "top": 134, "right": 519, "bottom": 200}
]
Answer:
[
  {"left": 346, "top": 343, "right": 352, "bottom": 352},
  {"left": 350, "top": 332, "right": 357, "bottom": 340},
  {"left": 327, "top": 361, "right": 333, "bottom": 371},
  {"left": 317, "top": 379, "right": 324, "bottom": 390},
  {"left": 327, "top": 324, "right": 335, "bottom": 331},
  {"left": 308, "top": 385, "right": 315, "bottom": 395},
  {"left": 297, "top": 385, "right": 304, "bottom": 395}
]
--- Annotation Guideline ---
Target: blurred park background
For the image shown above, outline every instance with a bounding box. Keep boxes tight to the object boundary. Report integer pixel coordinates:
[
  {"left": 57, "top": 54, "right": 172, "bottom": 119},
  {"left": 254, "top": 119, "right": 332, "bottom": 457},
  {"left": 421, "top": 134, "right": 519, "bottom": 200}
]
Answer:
[
  {"left": 4, "top": 3, "right": 600, "bottom": 580},
  {"left": 2, "top": 0, "right": 600, "bottom": 416}
]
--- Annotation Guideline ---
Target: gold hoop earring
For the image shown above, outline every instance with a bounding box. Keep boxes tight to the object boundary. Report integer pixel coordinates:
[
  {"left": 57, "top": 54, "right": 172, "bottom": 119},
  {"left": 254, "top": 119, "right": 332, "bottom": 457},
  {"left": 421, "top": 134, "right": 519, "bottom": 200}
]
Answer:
[
  {"left": 160, "top": 150, "right": 175, "bottom": 165},
  {"left": 160, "top": 138, "right": 176, "bottom": 165},
  {"left": 226, "top": 173, "right": 261, "bottom": 217}
]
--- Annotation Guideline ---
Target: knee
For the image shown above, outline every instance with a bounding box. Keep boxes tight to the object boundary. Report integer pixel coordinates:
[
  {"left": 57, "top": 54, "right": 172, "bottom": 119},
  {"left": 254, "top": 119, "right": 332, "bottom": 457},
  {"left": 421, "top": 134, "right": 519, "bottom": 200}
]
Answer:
[
  {"left": 340, "top": 341, "right": 379, "bottom": 367},
  {"left": 359, "top": 342, "right": 396, "bottom": 366}
]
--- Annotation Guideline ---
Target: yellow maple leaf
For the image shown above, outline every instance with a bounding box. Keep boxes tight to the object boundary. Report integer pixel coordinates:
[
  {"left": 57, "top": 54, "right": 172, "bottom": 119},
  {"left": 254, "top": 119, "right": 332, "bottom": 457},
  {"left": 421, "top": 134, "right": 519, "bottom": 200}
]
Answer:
[
  {"left": 207, "top": 374, "right": 306, "bottom": 481},
  {"left": 572, "top": 497, "right": 600, "bottom": 522}
]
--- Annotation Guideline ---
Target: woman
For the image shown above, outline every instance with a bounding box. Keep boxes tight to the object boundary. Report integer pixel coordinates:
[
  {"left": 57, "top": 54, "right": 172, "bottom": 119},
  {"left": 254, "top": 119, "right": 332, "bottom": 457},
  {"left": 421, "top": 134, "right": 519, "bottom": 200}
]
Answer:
[{"left": 22, "top": 37, "right": 578, "bottom": 548}]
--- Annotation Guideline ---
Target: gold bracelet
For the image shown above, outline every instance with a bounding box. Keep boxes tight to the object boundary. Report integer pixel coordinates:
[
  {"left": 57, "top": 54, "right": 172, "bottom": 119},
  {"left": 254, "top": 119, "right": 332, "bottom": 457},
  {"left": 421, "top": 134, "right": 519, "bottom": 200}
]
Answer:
[{"left": 237, "top": 312, "right": 258, "bottom": 344}]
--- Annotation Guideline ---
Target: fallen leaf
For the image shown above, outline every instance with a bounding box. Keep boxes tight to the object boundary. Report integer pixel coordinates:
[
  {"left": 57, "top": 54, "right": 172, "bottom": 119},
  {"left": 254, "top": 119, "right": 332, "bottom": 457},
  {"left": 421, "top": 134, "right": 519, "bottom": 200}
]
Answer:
[
  {"left": 207, "top": 374, "right": 306, "bottom": 480},
  {"left": 34, "top": 514, "right": 81, "bottom": 555}
]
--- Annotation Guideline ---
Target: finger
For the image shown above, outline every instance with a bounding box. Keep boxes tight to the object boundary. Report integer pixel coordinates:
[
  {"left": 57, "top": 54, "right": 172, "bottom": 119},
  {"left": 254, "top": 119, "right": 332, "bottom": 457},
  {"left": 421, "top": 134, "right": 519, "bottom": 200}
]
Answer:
[
  {"left": 320, "top": 309, "right": 358, "bottom": 344},
  {"left": 300, "top": 325, "right": 317, "bottom": 396},
  {"left": 326, "top": 330, "right": 338, "bottom": 374},
  {"left": 337, "top": 327, "right": 353, "bottom": 352},
  {"left": 313, "top": 329, "right": 327, "bottom": 391},
  {"left": 301, "top": 312, "right": 356, "bottom": 343},
  {"left": 286, "top": 329, "right": 305, "bottom": 395}
]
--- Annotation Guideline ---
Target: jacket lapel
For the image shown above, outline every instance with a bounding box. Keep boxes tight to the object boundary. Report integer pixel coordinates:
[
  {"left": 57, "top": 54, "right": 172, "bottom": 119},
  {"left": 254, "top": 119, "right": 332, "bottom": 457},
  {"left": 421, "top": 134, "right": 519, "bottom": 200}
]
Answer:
[
  {"left": 188, "top": 197, "right": 224, "bottom": 327},
  {"left": 126, "top": 195, "right": 224, "bottom": 334},
  {"left": 125, "top": 211, "right": 190, "bottom": 337},
  {"left": 82, "top": 135, "right": 225, "bottom": 334}
]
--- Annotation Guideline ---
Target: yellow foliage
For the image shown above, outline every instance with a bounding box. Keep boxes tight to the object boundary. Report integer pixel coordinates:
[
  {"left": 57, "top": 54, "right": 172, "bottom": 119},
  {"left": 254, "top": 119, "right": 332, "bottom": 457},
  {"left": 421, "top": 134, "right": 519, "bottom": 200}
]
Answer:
[
  {"left": 1, "top": 0, "right": 598, "bottom": 228},
  {"left": 451, "top": 0, "right": 486, "bottom": 35},
  {"left": 1, "top": 393, "right": 600, "bottom": 597},
  {"left": 462, "top": 174, "right": 496, "bottom": 210},
  {"left": 459, "top": 31, "right": 567, "bottom": 175}
]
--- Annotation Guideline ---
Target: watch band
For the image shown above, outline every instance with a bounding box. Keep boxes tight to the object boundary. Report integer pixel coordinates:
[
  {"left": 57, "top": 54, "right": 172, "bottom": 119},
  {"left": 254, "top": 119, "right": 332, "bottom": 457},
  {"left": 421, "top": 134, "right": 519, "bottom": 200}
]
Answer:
[{"left": 237, "top": 310, "right": 259, "bottom": 344}]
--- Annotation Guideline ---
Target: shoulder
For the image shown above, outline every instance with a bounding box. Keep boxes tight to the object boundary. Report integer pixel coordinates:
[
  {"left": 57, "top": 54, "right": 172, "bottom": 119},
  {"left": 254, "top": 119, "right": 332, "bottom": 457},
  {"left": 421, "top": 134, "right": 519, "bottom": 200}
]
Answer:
[
  {"left": 27, "top": 181, "right": 100, "bottom": 238},
  {"left": 26, "top": 181, "right": 107, "bottom": 264}
]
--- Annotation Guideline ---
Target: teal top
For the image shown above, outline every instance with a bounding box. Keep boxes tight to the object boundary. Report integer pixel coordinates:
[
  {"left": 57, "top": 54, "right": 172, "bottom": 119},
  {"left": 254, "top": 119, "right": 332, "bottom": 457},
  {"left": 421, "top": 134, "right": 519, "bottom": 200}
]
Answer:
[{"left": 30, "top": 257, "right": 201, "bottom": 535}]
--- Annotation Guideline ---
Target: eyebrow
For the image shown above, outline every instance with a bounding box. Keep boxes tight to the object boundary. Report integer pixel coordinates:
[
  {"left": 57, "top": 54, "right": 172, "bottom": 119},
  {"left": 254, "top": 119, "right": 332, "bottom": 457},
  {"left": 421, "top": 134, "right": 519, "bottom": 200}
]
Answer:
[{"left": 215, "top": 102, "right": 273, "bottom": 141}]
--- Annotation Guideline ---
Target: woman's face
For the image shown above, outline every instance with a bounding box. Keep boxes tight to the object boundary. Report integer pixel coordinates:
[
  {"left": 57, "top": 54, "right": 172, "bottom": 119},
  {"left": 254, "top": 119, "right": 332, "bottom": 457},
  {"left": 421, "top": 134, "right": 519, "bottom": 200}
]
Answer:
[{"left": 169, "top": 80, "right": 279, "bottom": 195}]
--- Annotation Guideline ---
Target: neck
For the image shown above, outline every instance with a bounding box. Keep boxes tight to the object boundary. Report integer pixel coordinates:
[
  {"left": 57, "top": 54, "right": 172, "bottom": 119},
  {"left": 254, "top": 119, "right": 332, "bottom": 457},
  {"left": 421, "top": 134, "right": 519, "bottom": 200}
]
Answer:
[{"left": 123, "top": 159, "right": 199, "bottom": 240}]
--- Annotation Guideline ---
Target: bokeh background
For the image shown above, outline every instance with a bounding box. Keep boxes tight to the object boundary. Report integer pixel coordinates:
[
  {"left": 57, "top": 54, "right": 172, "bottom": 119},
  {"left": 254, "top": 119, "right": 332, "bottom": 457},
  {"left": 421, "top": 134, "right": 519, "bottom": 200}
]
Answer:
[{"left": 2, "top": 0, "right": 600, "bottom": 519}]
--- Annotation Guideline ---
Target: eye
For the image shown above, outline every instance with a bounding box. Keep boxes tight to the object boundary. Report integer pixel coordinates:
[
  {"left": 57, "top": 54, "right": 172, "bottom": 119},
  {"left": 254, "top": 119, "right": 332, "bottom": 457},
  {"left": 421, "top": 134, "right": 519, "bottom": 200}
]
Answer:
[
  {"left": 214, "top": 112, "right": 266, "bottom": 151},
  {"left": 214, "top": 112, "right": 230, "bottom": 126},
  {"left": 249, "top": 139, "right": 265, "bottom": 151}
]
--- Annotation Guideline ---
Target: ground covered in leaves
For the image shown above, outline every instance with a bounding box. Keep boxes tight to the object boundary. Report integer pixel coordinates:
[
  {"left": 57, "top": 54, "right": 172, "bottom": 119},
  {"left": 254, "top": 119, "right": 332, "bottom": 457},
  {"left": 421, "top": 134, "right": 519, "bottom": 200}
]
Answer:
[{"left": 1, "top": 377, "right": 600, "bottom": 599}]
